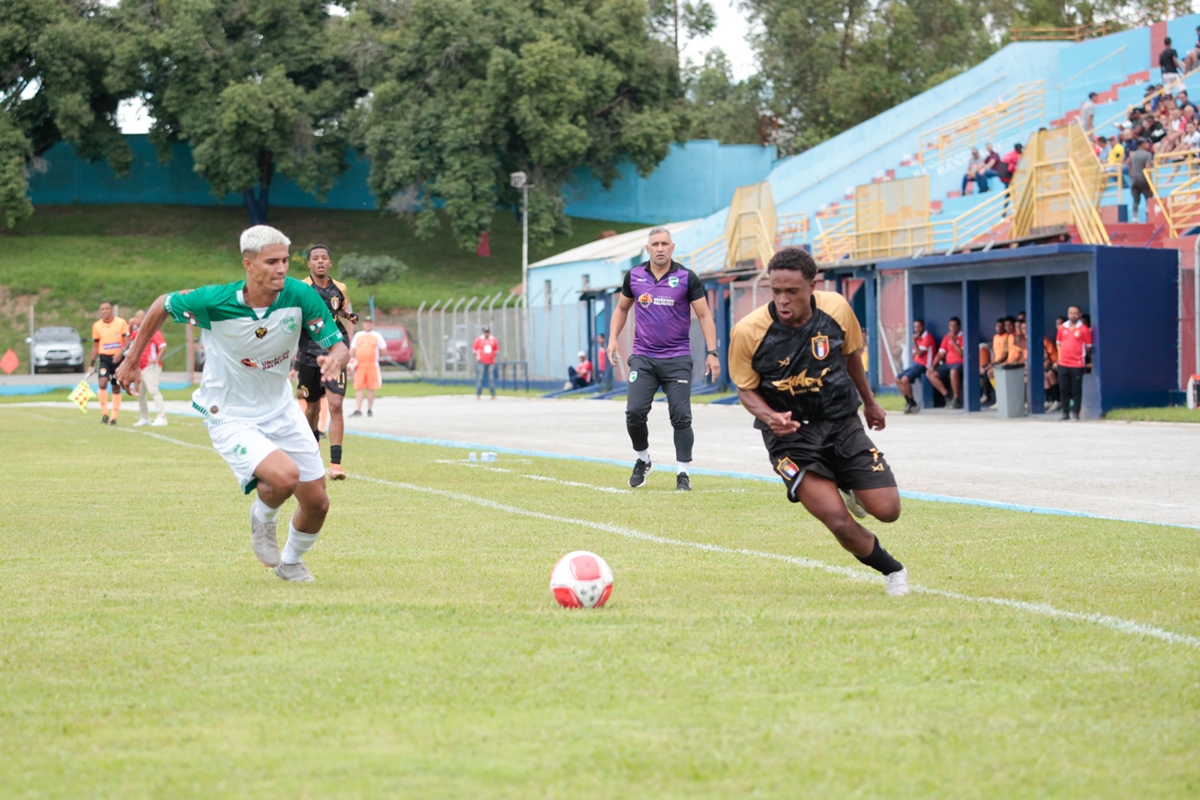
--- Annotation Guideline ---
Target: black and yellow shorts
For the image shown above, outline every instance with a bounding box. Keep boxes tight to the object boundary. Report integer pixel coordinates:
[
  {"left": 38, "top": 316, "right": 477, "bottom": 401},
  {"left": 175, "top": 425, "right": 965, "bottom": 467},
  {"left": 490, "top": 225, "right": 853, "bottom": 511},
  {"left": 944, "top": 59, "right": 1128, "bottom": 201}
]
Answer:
[
  {"left": 763, "top": 414, "right": 896, "bottom": 502},
  {"left": 97, "top": 355, "right": 122, "bottom": 393},
  {"left": 296, "top": 362, "right": 346, "bottom": 401}
]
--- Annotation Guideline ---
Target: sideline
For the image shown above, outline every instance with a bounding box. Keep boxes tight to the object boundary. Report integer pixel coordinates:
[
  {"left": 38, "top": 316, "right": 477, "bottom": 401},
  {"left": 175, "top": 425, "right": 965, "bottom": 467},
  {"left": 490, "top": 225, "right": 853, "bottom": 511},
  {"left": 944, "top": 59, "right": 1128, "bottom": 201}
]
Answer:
[{"left": 46, "top": 413, "right": 1200, "bottom": 651}]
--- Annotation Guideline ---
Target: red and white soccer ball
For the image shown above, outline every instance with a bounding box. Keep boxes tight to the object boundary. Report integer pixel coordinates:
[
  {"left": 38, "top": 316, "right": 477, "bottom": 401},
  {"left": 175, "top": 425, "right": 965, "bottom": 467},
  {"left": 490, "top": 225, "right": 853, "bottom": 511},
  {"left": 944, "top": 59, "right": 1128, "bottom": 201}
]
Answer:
[{"left": 550, "top": 551, "right": 614, "bottom": 609}]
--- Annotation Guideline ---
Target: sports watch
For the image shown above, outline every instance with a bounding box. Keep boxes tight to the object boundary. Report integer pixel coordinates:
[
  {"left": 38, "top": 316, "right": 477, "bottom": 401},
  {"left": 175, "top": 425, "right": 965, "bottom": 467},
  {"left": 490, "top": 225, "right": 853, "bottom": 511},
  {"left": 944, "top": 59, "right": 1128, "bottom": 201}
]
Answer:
[{"left": 706, "top": 349, "right": 718, "bottom": 357}]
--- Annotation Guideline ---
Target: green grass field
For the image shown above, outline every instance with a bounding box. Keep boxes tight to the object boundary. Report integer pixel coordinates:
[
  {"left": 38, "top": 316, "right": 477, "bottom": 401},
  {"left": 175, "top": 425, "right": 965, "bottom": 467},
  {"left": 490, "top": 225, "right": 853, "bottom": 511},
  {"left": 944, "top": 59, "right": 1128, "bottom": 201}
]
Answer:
[
  {"left": 3, "top": 404, "right": 1198, "bottom": 798},
  {"left": 0, "top": 204, "right": 641, "bottom": 368}
]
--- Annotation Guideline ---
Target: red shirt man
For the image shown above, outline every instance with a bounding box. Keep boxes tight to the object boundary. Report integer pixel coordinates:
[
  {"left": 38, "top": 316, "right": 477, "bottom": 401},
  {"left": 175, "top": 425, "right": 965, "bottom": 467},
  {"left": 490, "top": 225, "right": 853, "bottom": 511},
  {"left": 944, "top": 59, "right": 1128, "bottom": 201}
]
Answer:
[
  {"left": 473, "top": 330, "right": 498, "bottom": 365},
  {"left": 139, "top": 329, "right": 167, "bottom": 369},
  {"left": 1056, "top": 318, "right": 1092, "bottom": 368},
  {"left": 913, "top": 328, "right": 936, "bottom": 367},
  {"left": 939, "top": 330, "right": 964, "bottom": 365}
]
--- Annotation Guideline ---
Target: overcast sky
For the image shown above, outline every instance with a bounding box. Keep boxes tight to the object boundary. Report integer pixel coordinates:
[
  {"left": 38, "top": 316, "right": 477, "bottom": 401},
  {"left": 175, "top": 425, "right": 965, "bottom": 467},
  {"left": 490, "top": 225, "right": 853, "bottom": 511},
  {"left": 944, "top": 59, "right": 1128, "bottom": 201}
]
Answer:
[{"left": 117, "top": 1, "right": 759, "bottom": 133}]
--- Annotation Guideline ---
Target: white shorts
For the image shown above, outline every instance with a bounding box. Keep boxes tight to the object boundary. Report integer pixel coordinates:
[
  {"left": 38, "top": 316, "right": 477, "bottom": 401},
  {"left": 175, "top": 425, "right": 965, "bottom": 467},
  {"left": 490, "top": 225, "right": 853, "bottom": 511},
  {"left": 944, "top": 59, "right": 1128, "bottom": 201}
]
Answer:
[{"left": 207, "top": 403, "right": 325, "bottom": 494}]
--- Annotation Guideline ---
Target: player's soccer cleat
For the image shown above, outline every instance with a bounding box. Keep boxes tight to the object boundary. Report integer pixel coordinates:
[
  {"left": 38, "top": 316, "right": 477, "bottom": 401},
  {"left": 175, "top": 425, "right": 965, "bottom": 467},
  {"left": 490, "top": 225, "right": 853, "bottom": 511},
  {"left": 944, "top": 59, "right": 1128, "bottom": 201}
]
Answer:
[
  {"left": 350, "top": 410, "right": 362, "bottom": 417},
  {"left": 328, "top": 463, "right": 346, "bottom": 480},
  {"left": 101, "top": 414, "right": 109, "bottom": 425},
  {"left": 885, "top": 568, "right": 910, "bottom": 597},
  {"left": 629, "top": 458, "right": 653, "bottom": 488},
  {"left": 151, "top": 416, "right": 168, "bottom": 427},
  {"left": 250, "top": 507, "right": 280, "bottom": 568},
  {"left": 274, "top": 561, "right": 315, "bottom": 583},
  {"left": 840, "top": 488, "right": 868, "bottom": 519},
  {"left": 134, "top": 417, "right": 151, "bottom": 427},
  {"left": 109, "top": 417, "right": 118, "bottom": 425},
  {"left": 676, "top": 473, "right": 691, "bottom": 492}
]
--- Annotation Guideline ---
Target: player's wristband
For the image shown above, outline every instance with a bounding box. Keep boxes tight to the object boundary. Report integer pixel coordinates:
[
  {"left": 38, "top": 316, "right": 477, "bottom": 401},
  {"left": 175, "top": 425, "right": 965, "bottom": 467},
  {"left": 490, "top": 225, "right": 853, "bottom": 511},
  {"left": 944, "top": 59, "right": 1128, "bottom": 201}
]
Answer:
[{"left": 706, "top": 349, "right": 718, "bottom": 357}]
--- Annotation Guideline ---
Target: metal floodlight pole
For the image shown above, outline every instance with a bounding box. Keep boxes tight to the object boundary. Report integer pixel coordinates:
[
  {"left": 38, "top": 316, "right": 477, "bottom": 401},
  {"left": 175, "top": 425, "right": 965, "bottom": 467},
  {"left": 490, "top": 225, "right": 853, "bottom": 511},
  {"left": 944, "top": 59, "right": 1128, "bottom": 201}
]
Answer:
[
  {"left": 511, "top": 171, "right": 534, "bottom": 371},
  {"left": 28, "top": 302, "right": 35, "bottom": 375}
]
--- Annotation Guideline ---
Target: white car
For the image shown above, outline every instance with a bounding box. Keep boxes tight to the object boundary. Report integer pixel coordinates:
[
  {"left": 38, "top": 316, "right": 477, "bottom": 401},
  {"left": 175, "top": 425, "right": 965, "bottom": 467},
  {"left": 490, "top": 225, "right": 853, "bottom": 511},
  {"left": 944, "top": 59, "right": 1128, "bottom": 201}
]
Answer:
[{"left": 29, "top": 327, "right": 86, "bottom": 373}]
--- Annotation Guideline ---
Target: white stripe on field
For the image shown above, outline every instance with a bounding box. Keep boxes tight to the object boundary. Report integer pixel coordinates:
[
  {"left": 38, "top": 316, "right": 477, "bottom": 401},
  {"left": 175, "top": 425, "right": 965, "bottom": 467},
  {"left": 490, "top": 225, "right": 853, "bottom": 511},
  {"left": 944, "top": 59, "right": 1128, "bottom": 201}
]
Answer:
[
  {"left": 60, "top": 420, "right": 1200, "bottom": 651},
  {"left": 355, "top": 474, "right": 1200, "bottom": 651}
]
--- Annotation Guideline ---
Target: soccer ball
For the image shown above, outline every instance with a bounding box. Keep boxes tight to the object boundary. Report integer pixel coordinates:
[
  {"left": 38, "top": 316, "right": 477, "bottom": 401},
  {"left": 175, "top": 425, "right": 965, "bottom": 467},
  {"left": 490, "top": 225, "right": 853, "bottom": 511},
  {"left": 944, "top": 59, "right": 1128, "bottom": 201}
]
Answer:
[{"left": 550, "top": 551, "right": 614, "bottom": 609}]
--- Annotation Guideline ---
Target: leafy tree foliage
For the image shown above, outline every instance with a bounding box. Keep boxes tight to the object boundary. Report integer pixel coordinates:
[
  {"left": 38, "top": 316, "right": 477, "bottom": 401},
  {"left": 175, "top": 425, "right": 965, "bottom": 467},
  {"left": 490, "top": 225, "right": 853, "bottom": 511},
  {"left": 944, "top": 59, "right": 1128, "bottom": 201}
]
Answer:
[
  {"left": 349, "top": 0, "right": 686, "bottom": 250},
  {"left": 119, "top": 0, "right": 363, "bottom": 224},
  {"left": 0, "top": 0, "right": 131, "bottom": 226},
  {"left": 683, "top": 49, "right": 766, "bottom": 145},
  {"left": 647, "top": 0, "right": 717, "bottom": 61},
  {"left": 338, "top": 253, "right": 409, "bottom": 287}
]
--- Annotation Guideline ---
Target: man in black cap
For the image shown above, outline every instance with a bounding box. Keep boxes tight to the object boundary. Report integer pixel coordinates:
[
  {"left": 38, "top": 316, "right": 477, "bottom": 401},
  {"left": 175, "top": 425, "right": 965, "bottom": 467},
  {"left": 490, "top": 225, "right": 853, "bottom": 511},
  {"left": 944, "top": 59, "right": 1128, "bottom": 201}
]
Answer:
[{"left": 472, "top": 324, "right": 499, "bottom": 400}]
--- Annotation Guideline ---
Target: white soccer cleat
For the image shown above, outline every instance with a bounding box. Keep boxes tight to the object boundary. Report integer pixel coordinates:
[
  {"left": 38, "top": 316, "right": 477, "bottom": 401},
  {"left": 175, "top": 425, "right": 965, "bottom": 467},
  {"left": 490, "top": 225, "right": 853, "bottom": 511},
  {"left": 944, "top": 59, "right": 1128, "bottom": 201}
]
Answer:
[
  {"left": 151, "top": 416, "right": 169, "bottom": 427},
  {"left": 274, "top": 561, "right": 315, "bottom": 583},
  {"left": 250, "top": 507, "right": 280, "bottom": 568},
  {"left": 840, "top": 488, "right": 868, "bottom": 519},
  {"left": 885, "top": 568, "right": 910, "bottom": 597},
  {"left": 134, "top": 417, "right": 151, "bottom": 427}
]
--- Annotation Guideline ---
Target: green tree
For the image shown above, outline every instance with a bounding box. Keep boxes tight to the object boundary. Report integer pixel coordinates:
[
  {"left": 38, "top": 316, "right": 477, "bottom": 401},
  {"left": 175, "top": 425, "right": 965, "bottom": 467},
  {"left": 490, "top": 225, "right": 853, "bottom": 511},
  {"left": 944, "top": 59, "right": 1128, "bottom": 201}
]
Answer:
[
  {"left": 683, "top": 49, "right": 766, "bottom": 144},
  {"left": 0, "top": 0, "right": 132, "bottom": 226},
  {"left": 120, "top": 0, "right": 363, "bottom": 224},
  {"left": 349, "top": 0, "right": 686, "bottom": 251},
  {"left": 647, "top": 0, "right": 717, "bottom": 62}
]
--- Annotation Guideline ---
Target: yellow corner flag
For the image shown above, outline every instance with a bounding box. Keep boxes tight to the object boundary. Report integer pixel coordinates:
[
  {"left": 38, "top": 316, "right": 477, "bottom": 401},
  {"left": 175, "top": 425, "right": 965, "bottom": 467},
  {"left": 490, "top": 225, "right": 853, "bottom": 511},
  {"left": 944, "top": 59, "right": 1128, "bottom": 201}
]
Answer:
[{"left": 68, "top": 379, "right": 97, "bottom": 413}]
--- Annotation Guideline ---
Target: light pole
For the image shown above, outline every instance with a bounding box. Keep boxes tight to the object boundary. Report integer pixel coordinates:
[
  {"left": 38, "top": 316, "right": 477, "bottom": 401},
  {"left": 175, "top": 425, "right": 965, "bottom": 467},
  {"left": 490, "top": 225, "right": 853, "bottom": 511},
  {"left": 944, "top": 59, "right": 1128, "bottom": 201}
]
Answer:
[{"left": 510, "top": 171, "right": 533, "bottom": 370}]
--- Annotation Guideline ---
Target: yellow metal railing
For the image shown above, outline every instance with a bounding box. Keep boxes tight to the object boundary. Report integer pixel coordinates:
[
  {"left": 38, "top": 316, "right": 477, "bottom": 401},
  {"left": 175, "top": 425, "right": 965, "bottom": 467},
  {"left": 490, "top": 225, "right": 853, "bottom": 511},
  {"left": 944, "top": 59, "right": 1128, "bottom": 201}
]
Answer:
[
  {"left": 1011, "top": 23, "right": 1114, "bottom": 42},
  {"left": 776, "top": 212, "right": 810, "bottom": 248},
  {"left": 1008, "top": 125, "right": 1110, "bottom": 245},
  {"left": 677, "top": 236, "right": 727, "bottom": 275},
  {"left": 814, "top": 214, "right": 856, "bottom": 263},
  {"left": 1145, "top": 148, "right": 1200, "bottom": 236},
  {"left": 917, "top": 81, "right": 1045, "bottom": 165},
  {"left": 1056, "top": 46, "right": 1126, "bottom": 117}
]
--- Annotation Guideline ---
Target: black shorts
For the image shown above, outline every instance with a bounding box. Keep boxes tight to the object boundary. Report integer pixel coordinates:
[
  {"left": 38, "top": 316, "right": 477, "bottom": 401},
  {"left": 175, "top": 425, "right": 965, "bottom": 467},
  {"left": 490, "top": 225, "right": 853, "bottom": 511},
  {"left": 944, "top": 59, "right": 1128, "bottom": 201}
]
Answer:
[
  {"left": 763, "top": 414, "right": 896, "bottom": 502},
  {"left": 296, "top": 362, "right": 346, "bottom": 401},
  {"left": 97, "top": 355, "right": 122, "bottom": 393}
]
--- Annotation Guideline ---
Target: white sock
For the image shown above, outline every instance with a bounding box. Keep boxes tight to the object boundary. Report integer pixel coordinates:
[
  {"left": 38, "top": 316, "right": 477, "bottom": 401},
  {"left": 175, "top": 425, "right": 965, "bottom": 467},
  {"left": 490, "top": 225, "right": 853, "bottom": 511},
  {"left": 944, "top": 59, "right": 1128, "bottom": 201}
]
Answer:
[
  {"left": 636, "top": 449, "right": 650, "bottom": 463},
  {"left": 280, "top": 522, "right": 319, "bottom": 565},
  {"left": 677, "top": 462, "right": 690, "bottom": 475},
  {"left": 253, "top": 498, "right": 280, "bottom": 523}
]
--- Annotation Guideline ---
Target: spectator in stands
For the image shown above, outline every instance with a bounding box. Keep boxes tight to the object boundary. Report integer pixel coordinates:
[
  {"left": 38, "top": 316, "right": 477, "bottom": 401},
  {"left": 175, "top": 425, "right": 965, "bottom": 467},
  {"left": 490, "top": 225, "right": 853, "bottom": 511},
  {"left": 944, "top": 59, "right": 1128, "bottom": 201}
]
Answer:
[
  {"left": 1057, "top": 305, "right": 1092, "bottom": 421},
  {"left": 1128, "top": 139, "right": 1153, "bottom": 222},
  {"left": 897, "top": 319, "right": 936, "bottom": 414},
  {"left": 927, "top": 316, "right": 964, "bottom": 409},
  {"left": 1185, "top": 25, "right": 1200, "bottom": 72},
  {"left": 1161, "top": 38, "right": 1184, "bottom": 91},
  {"left": 567, "top": 350, "right": 593, "bottom": 389},
  {"left": 962, "top": 148, "right": 987, "bottom": 194},
  {"left": 983, "top": 143, "right": 1001, "bottom": 175},
  {"left": 1184, "top": 121, "right": 1200, "bottom": 151},
  {"left": 999, "top": 143, "right": 1022, "bottom": 213},
  {"left": 1080, "top": 92, "right": 1097, "bottom": 131}
]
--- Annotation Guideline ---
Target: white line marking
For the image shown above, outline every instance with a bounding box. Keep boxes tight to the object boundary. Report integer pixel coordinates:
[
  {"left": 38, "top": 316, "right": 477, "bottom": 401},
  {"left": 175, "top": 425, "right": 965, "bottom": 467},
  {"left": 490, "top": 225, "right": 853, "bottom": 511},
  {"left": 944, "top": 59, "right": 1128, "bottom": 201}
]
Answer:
[
  {"left": 433, "top": 460, "right": 746, "bottom": 494},
  {"left": 38, "top": 418, "right": 1200, "bottom": 651}
]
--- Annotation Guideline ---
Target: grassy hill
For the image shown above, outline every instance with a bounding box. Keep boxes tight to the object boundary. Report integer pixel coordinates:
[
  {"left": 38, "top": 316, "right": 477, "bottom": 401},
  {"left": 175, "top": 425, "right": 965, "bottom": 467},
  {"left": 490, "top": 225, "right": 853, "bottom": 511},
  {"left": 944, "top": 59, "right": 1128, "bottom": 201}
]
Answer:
[{"left": 0, "top": 205, "right": 640, "bottom": 370}]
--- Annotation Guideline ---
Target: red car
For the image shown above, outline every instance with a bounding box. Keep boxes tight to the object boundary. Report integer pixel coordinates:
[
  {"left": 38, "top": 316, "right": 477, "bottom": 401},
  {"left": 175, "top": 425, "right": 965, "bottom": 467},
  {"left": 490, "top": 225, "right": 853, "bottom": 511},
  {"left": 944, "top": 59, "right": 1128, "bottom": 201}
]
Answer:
[{"left": 374, "top": 325, "right": 415, "bottom": 370}]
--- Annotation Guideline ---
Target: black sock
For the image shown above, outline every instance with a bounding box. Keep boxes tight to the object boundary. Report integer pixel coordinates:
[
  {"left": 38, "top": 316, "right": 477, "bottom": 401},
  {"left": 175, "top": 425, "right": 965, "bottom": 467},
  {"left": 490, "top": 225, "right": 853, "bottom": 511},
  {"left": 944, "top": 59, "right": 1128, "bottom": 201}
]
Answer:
[
  {"left": 855, "top": 536, "right": 903, "bottom": 575},
  {"left": 312, "top": 428, "right": 320, "bottom": 442},
  {"left": 330, "top": 445, "right": 342, "bottom": 465}
]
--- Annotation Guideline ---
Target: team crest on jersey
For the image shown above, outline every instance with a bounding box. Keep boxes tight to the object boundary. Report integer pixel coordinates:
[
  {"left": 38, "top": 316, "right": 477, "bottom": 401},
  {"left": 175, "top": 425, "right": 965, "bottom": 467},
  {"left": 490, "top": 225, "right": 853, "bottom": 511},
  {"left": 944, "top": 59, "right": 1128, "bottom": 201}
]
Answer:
[
  {"left": 306, "top": 317, "right": 325, "bottom": 334},
  {"left": 240, "top": 358, "right": 259, "bottom": 369},
  {"left": 668, "top": 276, "right": 679, "bottom": 288},
  {"left": 330, "top": 296, "right": 342, "bottom": 311},
  {"left": 254, "top": 327, "right": 267, "bottom": 339},
  {"left": 282, "top": 317, "right": 297, "bottom": 333},
  {"left": 811, "top": 334, "right": 830, "bottom": 360},
  {"left": 776, "top": 457, "right": 800, "bottom": 480},
  {"left": 637, "top": 293, "right": 653, "bottom": 308},
  {"left": 628, "top": 370, "right": 638, "bottom": 383}
]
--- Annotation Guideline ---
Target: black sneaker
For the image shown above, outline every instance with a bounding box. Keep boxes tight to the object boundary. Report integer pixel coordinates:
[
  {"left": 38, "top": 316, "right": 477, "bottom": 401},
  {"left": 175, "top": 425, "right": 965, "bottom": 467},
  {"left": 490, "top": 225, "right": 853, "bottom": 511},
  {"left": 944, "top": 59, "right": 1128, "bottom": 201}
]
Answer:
[
  {"left": 629, "top": 458, "right": 652, "bottom": 488},
  {"left": 367, "top": 409, "right": 373, "bottom": 418},
  {"left": 350, "top": 410, "right": 362, "bottom": 417},
  {"left": 109, "top": 417, "right": 117, "bottom": 425},
  {"left": 951, "top": 397, "right": 962, "bottom": 409},
  {"left": 676, "top": 473, "right": 691, "bottom": 492},
  {"left": 101, "top": 414, "right": 109, "bottom": 425}
]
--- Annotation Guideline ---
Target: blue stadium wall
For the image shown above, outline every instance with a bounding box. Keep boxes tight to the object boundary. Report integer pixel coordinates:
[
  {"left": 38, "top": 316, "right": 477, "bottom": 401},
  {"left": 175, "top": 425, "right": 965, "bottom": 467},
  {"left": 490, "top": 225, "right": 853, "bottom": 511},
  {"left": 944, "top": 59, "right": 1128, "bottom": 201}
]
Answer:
[{"left": 27, "top": 136, "right": 776, "bottom": 225}]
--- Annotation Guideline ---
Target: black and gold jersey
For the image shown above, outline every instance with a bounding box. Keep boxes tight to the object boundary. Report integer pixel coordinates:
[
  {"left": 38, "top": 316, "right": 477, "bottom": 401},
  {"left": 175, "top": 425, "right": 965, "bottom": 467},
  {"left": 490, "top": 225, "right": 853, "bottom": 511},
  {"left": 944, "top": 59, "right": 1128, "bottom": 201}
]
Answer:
[
  {"left": 296, "top": 276, "right": 352, "bottom": 365},
  {"left": 729, "top": 291, "right": 864, "bottom": 424}
]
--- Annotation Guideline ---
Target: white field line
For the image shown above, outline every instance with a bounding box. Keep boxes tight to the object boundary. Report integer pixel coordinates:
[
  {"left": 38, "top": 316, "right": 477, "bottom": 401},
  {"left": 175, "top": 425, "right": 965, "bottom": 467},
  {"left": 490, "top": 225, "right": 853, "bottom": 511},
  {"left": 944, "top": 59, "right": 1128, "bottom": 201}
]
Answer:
[
  {"left": 18, "top": 412, "right": 1200, "bottom": 651},
  {"left": 433, "top": 460, "right": 746, "bottom": 494}
]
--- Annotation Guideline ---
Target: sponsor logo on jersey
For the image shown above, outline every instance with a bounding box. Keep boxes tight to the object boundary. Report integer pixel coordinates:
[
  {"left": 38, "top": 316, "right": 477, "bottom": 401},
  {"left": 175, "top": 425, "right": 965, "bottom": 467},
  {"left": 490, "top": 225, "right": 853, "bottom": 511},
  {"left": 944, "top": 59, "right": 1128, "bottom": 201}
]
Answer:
[
  {"left": 282, "top": 316, "right": 298, "bottom": 333},
  {"left": 652, "top": 296, "right": 675, "bottom": 306},
  {"left": 637, "top": 293, "right": 653, "bottom": 308},
  {"left": 183, "top": 311, "right": 198, "bottom": 325},
  {"left": 771, "top": 367, "right": 832, "bottom": 396},
  {"left": 260, "top": 351, "right": 291, "bottom": 370},
  {"left": 668, "top": 276, "right": 679, "bottom": 288},
  {"left": 811, "top": 334, "right": 830, "bottom": 360},
  {"left": 778, "top": 356, "right": 791, "bottom": 367},
  {"left": 255, "top": 327, "right": 268, "bottom": 339},
  {"left": 776, "top": 457, "right": 800, "bottom": 480},
  {"left": 306, "top": 317, "right": 325, "bottom": 334}
]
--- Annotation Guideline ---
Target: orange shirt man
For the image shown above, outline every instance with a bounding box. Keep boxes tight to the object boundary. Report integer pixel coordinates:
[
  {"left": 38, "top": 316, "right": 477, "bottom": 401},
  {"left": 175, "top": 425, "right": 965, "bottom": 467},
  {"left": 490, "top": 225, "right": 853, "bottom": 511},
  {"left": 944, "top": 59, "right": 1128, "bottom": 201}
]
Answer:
[
  {"left": 90, "top": 301, "right": 129, "bottom": 424},
  {"left": 350, "top": 320, "right": 388, "bottom": 417}
]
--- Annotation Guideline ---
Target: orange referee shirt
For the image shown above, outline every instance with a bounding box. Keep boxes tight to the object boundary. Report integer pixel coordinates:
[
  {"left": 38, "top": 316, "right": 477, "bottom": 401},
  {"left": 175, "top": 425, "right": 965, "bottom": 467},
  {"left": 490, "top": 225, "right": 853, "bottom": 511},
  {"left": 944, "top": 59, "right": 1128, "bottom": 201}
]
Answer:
[{"left": 93, "top": 317, "right": 129, "bottom": 358}]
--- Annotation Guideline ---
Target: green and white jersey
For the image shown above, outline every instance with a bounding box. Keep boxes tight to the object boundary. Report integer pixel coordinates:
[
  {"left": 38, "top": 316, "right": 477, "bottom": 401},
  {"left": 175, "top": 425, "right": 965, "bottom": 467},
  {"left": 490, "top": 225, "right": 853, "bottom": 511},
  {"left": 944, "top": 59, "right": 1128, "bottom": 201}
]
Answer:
[{"left": 165, "top": 277, "right": 342, "bottom": 424}]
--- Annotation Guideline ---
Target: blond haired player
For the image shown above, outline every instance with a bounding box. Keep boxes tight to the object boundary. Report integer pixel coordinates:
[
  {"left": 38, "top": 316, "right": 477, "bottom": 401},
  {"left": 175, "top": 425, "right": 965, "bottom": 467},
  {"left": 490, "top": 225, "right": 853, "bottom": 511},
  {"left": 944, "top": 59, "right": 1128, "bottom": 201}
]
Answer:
[
  {"left": 117, "top": 225, "right": 349, "bottom": 583},
  {"left": 349, "top": 318, "right": 388, "bottom": 418},
  {"left": 90, "top": 301, "right": 129, "bottom": 425}
]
